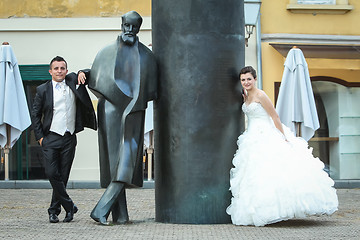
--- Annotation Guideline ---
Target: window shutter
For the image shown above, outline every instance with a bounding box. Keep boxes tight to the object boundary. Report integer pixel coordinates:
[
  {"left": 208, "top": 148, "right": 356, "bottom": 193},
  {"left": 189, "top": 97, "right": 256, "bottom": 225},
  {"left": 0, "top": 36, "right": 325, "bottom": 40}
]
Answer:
[{"left": 19, "top": 64, "right": 51, "bottom": 81}]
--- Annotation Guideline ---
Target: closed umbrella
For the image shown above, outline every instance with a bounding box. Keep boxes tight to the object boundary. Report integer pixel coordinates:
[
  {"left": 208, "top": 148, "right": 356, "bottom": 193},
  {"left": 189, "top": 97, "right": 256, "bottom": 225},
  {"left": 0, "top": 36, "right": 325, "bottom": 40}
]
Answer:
[
  {"left": 276, "top": 46, "right": 319, "bottom": 141},
  {"left": 0, "top": 42, "right": 31, "bottom": 180}
]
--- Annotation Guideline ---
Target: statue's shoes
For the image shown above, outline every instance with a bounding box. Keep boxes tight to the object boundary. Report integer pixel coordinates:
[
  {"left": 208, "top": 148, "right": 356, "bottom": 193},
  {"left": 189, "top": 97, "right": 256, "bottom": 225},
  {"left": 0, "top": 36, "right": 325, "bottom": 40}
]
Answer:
[
  {"left": 90, "top": 212, "right": 110, "bottom": 226},
  {"left": 113, "top": 219, "right": 130, "bottom": 225}
]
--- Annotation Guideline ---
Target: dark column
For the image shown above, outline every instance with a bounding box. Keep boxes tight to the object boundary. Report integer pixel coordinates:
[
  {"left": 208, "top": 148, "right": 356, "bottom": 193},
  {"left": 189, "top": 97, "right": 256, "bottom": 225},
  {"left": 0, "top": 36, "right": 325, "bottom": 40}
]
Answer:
[{"left": 152, "top": 0, "right": 245, "bottom": 224}]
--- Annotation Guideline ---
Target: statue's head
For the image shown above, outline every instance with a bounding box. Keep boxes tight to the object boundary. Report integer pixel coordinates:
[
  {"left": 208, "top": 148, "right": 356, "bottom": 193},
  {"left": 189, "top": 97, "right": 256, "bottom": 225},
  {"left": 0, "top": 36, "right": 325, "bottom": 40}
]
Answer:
[{"left": 121, "top": 11, "right": 143, "bottom": 45}]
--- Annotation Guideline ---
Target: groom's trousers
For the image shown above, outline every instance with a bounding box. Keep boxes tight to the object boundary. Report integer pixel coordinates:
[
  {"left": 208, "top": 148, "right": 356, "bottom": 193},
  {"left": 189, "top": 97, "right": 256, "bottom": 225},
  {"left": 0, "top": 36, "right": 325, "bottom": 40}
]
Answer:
[{"left": 42, "top": 132, "right": 77, "bottom": 215}]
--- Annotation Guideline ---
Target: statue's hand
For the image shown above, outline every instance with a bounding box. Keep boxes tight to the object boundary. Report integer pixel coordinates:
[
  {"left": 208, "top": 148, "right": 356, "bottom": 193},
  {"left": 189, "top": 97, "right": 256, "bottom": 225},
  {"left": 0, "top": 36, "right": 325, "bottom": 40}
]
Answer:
[{"left": 78, "top": 71, "right": 86, "bottom": 85}]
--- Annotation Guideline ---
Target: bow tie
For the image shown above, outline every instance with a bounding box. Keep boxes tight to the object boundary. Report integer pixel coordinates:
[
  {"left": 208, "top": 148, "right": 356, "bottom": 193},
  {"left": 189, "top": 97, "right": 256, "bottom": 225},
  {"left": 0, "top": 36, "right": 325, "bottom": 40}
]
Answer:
[{"left": 55, "top": 81, "right": 65, "bottom": 90}]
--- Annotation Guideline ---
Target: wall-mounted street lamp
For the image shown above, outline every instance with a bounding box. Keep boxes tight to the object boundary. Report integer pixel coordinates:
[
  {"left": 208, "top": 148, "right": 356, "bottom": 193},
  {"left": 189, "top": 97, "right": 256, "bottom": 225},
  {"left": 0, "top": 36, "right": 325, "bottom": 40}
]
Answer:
[{"left": 244, "top": 0, "right": 262, "bottom": 47}]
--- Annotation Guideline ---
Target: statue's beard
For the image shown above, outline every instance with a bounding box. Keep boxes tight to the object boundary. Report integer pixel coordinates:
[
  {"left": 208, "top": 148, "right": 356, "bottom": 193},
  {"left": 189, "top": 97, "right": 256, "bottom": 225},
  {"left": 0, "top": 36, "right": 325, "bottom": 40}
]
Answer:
[{"left": 121, "top": 34, "right": 136, "bottom": 45}]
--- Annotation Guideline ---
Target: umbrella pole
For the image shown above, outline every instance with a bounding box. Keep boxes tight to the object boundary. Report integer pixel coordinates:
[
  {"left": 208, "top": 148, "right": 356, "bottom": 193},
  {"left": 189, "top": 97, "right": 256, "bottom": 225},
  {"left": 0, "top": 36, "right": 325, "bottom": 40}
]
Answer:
[
  {"left": 3, "top": 43, "right": 11, "bottom": 180},
  {"left": 4, "top": 147, "right": 9, "bottom": 180},
  {"left": 147, "top": 130, "right": 154, "bottom": 181},
  {"left": 296, "top": 122, "right": 301, "bottom": 137},
  {"left": 4, "top": 124, "right": 11, "bottom": 180}
]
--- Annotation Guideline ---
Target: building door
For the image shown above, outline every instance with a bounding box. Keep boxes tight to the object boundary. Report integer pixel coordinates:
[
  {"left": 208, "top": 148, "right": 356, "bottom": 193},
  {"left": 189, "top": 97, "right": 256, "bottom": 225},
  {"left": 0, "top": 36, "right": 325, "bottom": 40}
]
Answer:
[{"left": 311, "top": 78, "right": 360, "bottom": 179}]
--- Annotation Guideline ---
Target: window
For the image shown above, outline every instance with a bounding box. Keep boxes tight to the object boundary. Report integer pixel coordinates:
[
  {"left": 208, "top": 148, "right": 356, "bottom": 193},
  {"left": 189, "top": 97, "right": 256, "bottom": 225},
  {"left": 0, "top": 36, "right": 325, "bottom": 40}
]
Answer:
[
  {"left": 287, "top": 0, "right": 353, "bottom": 14},
  {"left": 298, "top": 0, "right": 335, "bottom": 4},
  {"left": 275, "top": 78, "right": 360, "bottom": 180}
]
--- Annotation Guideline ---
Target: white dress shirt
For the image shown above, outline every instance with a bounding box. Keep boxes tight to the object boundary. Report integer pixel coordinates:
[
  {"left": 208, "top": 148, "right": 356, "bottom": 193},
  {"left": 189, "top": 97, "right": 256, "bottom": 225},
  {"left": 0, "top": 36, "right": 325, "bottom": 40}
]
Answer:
[{"left": 49, "top": 80, "right": 76, "bottom": 135}]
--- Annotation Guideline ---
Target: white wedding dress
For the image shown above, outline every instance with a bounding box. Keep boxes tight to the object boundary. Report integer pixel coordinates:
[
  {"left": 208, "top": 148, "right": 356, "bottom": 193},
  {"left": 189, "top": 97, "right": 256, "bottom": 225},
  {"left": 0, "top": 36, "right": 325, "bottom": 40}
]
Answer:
[{"left": 226, "top": 102, "right": 338, "bottom": 227}]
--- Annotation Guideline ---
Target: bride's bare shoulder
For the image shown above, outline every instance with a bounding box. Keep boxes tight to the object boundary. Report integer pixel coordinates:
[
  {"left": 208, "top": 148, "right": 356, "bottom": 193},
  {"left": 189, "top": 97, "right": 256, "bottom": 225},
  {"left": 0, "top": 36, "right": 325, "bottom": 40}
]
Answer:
[
  {"left": 255, "top": 89, "right": 268, "bottom": 99},
  {"left": 256, "top": 90, "right": 273, "bottom": 106},
  {"left": 256, "top": 89, "right": 268, "bottom": 99}
]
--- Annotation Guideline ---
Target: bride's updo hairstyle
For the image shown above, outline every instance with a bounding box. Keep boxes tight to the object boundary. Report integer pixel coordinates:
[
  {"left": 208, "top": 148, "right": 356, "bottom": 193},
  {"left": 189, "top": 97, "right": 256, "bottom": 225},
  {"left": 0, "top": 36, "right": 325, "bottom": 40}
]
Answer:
[{"left": 239, "top": 66, "right": 257, "bottom": 79}]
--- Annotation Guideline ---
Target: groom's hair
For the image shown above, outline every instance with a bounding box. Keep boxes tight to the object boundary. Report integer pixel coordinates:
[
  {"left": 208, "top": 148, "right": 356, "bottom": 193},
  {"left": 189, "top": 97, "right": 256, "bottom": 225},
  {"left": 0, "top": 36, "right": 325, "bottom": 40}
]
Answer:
[
  {"left": 50, "top": 56, "right": 67, "bottom": 69},
  {"left": 239, "top": 66, "right": 257, "bottom": 79}
]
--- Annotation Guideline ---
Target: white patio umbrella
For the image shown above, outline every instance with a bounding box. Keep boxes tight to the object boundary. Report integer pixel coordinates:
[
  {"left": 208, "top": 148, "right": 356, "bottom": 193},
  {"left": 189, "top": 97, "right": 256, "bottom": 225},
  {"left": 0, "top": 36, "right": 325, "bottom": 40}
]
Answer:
[
  {"left": 0, "top": 42, "right": 31, "bottom": 180},
  {"left": 275, "top": 47, "right": 319, "bottom": 141}
]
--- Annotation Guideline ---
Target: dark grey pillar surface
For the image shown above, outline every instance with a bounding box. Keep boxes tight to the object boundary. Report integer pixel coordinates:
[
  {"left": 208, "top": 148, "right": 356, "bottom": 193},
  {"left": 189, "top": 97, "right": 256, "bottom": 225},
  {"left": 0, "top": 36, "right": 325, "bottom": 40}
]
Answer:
[{"left": 152, "top": 0, "right": 245, "bottom": 224}]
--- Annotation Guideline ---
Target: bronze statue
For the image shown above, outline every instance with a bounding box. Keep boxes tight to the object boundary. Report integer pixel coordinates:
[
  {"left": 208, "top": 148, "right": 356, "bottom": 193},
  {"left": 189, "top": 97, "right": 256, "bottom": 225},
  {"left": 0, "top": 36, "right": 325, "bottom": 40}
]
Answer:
[{"left": 79, "top": 11, "right": 157, "bottom": 225}]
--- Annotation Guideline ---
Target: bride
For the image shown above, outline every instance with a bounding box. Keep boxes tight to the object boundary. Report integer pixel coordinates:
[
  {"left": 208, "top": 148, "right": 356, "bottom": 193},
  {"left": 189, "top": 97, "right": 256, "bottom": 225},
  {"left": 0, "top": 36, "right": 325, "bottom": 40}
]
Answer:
[{"left": 226, "top": 66, "right": 338, "bottom": 227}]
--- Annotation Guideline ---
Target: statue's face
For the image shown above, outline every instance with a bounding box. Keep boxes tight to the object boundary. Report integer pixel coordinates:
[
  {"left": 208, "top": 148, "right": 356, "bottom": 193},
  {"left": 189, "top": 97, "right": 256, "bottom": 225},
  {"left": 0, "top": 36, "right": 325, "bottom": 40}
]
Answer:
[{"left": 121, "top": 18, "right": 141, "bottom": 45}]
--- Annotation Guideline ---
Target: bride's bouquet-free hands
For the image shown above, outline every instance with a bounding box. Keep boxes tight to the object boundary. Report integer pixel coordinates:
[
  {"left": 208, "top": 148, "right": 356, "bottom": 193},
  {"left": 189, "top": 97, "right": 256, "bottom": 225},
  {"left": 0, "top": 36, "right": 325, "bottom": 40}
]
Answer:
[{"left": 242, "top": 89, "right": 247, "bottom": 102}]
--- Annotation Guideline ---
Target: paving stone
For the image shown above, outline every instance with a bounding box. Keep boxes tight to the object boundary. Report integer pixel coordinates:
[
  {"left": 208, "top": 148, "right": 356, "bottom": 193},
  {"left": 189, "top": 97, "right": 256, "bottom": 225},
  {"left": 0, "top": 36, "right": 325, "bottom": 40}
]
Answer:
[{"left": 0, "top": 188, "right": 359, "bottom": 239}]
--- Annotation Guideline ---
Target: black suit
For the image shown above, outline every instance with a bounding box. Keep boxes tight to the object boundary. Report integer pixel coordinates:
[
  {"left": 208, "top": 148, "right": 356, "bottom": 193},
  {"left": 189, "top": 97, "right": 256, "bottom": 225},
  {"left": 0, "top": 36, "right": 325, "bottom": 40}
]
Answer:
[{"left": 31, "top": 72, "right": 96, "bottom": 215}]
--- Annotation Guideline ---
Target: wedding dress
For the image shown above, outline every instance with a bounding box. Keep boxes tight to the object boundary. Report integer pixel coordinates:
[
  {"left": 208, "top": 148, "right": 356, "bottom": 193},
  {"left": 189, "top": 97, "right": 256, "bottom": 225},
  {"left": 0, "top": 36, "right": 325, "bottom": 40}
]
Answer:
[{"left": 226, "top": 102, "right": 338, "bottom": 227}]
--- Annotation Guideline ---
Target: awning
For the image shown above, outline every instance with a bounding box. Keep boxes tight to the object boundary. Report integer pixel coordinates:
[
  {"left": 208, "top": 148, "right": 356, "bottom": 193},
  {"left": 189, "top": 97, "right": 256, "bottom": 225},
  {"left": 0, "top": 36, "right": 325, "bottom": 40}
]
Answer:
[{"left": 270, "top": 43, "right": 360, "bottom": 59}]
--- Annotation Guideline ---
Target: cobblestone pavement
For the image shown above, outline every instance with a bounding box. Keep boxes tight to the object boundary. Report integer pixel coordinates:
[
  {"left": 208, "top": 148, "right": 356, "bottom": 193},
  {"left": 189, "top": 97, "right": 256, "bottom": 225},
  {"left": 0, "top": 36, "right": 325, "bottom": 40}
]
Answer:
[{"left": 0, "top": 188, "right": 359, "bottom": 240}]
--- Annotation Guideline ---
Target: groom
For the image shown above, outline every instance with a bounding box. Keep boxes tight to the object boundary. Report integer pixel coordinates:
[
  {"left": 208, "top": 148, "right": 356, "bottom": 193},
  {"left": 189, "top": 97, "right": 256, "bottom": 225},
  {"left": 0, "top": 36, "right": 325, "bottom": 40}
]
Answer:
[{"left": 31, "top": 56, "right": 97, "bottom": 223}]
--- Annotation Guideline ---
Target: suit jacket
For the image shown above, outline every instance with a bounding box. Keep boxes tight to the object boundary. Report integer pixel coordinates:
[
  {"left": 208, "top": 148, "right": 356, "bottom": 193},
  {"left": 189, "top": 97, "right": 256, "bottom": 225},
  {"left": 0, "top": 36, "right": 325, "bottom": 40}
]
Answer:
[{"left": 31, "top": 72, "right": 97, "bottom": 141}]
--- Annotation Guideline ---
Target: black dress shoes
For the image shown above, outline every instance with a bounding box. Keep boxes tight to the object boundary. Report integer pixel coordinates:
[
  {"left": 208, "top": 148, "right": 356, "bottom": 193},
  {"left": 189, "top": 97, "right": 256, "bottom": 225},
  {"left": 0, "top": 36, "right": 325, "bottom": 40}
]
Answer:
[
  {"left": 74, "top": 205, "right": 78, "bottom": 214},
  {"left": 63, "top": 205, "right": 78, "bottom": 223},
  {"left": 49, "top": 213, "right": 59, "bottom": 223}
]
